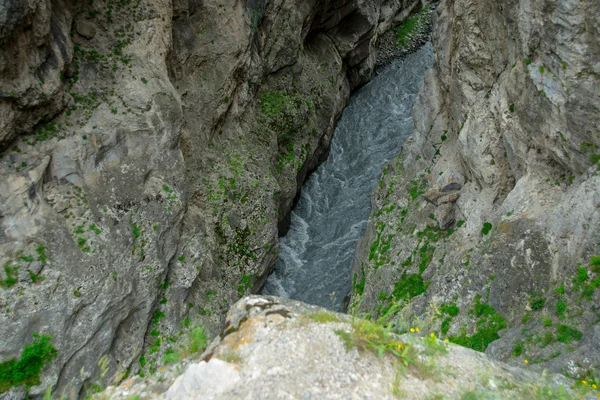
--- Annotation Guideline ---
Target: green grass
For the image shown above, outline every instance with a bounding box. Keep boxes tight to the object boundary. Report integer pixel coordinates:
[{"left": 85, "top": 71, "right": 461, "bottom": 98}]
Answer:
[
  {"left": 440, "top": 303, "right": 459, "bottom": 317},
  {"left": 392, "top": 272, "right": 429, "bottom": 301},
  {"left": 556, "top": 299, "right": 567, "bottom": 317},
  {"left": 178, "top": 326, "right": 207, "bottom": 359},
  {"left": 353, "top": 270, "right": 366, "bottom": 296},
  {"left": 449, "top": 295, "right": 506, "bottom": 352},
  {"left": 260, "top": 91, "right": 290, "bottom": 116},
  {"left": 335, "top": 318, "right": 414, "bottom": 363},
  {"left": 1, "top": 263, "right": 19, "bottom": 288},
  {"left": 0, "top": 333, "right": 57, "bottom": 393},
  {"left": 393, "top": 7, "right": 428, "bottom": 49},
  {"left": 513, "top": 342, "right": 524, "bottom": 357},
  {"left": 309, "top": 310, "right": 341, "bottom": 323},
  {"left": 555, "top": 324, "right": 582, "bottom": 344}
]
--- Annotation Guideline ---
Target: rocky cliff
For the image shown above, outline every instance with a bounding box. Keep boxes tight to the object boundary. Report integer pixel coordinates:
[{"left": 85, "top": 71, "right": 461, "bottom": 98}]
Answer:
[
  {"left": 0, "top": 0, "right": 421, "bottom": 397},
  {"left": 97, "top": 296, "right": 579, "bottom": 399},
  {"left": 351, "top": 0, "right": 600, "bottom": 382}
]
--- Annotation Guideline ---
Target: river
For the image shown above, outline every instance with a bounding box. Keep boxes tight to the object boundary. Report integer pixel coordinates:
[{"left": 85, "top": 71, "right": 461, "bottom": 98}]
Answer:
[{"left": 262, "top": 42, "right": 434, "bottom": 310}]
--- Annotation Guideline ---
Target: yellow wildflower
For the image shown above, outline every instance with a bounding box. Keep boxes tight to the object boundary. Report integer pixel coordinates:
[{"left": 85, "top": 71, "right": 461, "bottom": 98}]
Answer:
[
  {"left": 444, "top": 338, "right": 449, "bottom": 343},
  {"left": 410, "top": 328, "right": 415, "bottom": 333},
  {"left": 524, "top": 360, "right": 529, "bottom": 364},
  {"left": 582, "top": 381, "right": 588, "bottom": 386},
  {"left": 430, "top": 333, "right": 435, "bottom": 338},
  {"left": 416, "top": 327, "right": 420, "bottom": 333},
  {"left": 592, "top": 384, "right": 597, "bottom": 390}
]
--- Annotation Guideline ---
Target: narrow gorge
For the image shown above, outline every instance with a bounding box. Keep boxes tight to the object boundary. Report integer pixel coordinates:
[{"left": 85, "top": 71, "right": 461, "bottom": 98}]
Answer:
[
  {"left": 262, "top": 42, "right": 434, "bottom": 310},
  {"left": 0, "top": 0, "right": 599, "bottom": 399}
]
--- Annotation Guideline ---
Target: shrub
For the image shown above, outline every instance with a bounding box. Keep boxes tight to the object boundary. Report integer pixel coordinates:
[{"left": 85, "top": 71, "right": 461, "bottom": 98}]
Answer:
[
  {"left": 530, "top": 297, "right": 546, "bottom": 311},
  {"left": 555, "top": 299, "right": 567, "bottom": 317},
  {"left": 0, "top": 333, "right": 58, "bottom": 393},
  {"left": 449, "top": 295, "right": 506, "bottom": 352},
  {"left": 440, "top": 303, "right": 460, "bottom": 317},
  {"left": 481, "top": 222, "right": 493, "bottom": 235},
  {"left": 178, "top": 326, "right": 207, "bottom": 359},
  {"left": 555, "top": 324, "right": 582, "bottom": 344},
  {"left": 512, "top": 342, "right": 524, "bottom": 357}
]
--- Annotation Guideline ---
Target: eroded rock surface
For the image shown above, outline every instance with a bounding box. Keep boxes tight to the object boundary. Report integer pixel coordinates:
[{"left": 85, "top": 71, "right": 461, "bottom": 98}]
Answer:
[
  {"left": 351, "top": 0, "right": 600, "bottom": 380},
  {"left": 99, "top": 296, "right": 575, "bottom": 400}
]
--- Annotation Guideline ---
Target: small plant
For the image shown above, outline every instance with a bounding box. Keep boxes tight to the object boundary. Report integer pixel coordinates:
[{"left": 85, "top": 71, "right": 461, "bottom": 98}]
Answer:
[
  {"left": 309, "top": 309, "right": 341, "bottom": 323},
  {"left": 1, "top": 264, "right": 19, "bottom": 288},
  {"left": 530, "top": 297, "right": 546, "bottom": 311},
  {"left": 509, "top": 103, "right": 515, "bottom": 113},
  {"left": 162, "top": 349, "right": 178, "bottom": 364},
  {"left": 0, "top": 333, "right": 58, "bottom": 393},
  {"left": 556, "top": 299, "right": 567, "bottom": 317},
  {"left": 555, "top": 324, "right": 582, "bottom": 344},
  {"left": 481, "top": 222, "right": 493, "bottom": 235},
  {"left": 513, "top": 342, "right": 524, "bottom": 357},
  {"left": 178, "top": 326, "right": 207, "bottom": 359},
  {"left": 335, "top": 318, "right": 414, "bottom": 366}
]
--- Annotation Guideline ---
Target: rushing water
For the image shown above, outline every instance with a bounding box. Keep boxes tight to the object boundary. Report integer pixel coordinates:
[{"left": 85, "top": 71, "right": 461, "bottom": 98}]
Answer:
[{"left": 262, "top": 43, "right": 434, "bottom": 310}]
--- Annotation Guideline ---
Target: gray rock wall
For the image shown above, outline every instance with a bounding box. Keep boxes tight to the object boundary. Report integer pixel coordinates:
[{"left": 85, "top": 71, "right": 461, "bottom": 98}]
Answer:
[
  {"left": 0, "top": 0, "right": 420, "bottom": 397},
  {"left": 351, "top": 0, "right": 600, "bottom": 378}
]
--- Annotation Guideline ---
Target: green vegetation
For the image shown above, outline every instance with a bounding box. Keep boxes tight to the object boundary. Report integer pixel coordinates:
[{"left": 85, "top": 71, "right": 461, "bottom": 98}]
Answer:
[
  {"left": 392, "top": 273, "right": 428, "bottom": 301},
  {"left": 36, "top": 245, "right": 47, "bottom": 265},
  {"left": 481, "top": 222, "right": 493, "bottom": 236},
  {"left": 177, "top": 326, "right": 207, "bottom": 359},
  {"left": 408, "top": 179, "right": 427, "bottom": 201},
  {"left": 237, "top": 275, "right": 254, "bottom": 296},
  {"left": 369, "top": 222, "right": 393, "bottom": 269},
  {"left": 1, "top": 263, "right": 19, "bottom": 288},
  {"left": 555, "top": 324, "right": 582, "bottom": 344},
  {"left": 440, "top": 303, "right": 459, "bottom": 317},
  {"left": 336, "top": 317, "right": 414, "bottom": 363},
  {"left": 556, "top": 299, "right": 567, "bottom": 317},
  {"left": 0, "top": 333, "right": 57, "bottom": 393},
  {"left": 509, "top": 103, "right": 515, "bottom": 113},
  {"left": 89, "top": 224, "right": 102, "bottom": 235},
  {"left": 513, "top": 342, "right": 524, "bottom": 357},
  {"left": 393, "top": 7, "right": 429, "bottom": 49},
  {"left": 309, "top": 310, "right": 341, "bottom": 324},
  {"left": 530, "top": 296, "right": 546, "bottom": 311},
  {"left": 353, "top": 270, "right": 366, "bottom": 296},
  {"left": 449, "top": 295, "right": 506, "bottom": 352}
]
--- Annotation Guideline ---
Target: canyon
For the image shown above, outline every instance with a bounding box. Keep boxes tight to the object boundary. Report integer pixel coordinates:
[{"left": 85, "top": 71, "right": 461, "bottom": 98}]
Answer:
[{"left": 0, "top": 0, "right": 599, "bottom": 398}]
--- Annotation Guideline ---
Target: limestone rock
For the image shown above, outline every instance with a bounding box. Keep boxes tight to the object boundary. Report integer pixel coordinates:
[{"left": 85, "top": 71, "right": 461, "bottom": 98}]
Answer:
[
  {"left": 75, "top": 20, "right": 96, "bottom": 39},
  {"left": 351, "top": 0, "right": 600, "bottom": 379},
  {"left": 434, "top": 203, "right": 455, "bottom": 230},
  {"left": 166, "top": 359, "right": 240, "bottom": 400},
  {"left": 436, "top": 169, "right": 465, "bottom": 192},
  {"left": 98, "top": 296, "right": 577, "bottom": 400}
]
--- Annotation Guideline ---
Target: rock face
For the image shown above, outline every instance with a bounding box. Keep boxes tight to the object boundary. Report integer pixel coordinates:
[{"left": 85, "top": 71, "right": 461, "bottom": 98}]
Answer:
[
  {"left": 98, "top": 296, "right": 574, "bottom": 400},
  {"left": 351, "top": 0, "right": 600, "bottom": 380},
  {"left": 0, "top": 0, "right": 424, "bottom": 397}
]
